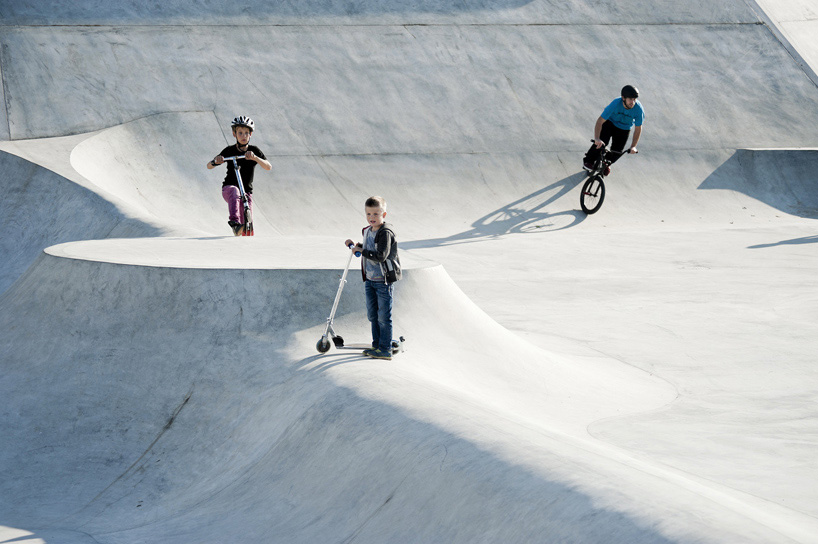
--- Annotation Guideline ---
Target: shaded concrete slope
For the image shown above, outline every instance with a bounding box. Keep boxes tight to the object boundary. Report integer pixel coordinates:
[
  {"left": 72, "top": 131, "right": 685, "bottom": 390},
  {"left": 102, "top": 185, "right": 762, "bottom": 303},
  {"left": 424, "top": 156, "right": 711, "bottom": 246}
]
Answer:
[
  {"left": 699, "top": 148, "right": 818, "bottom": 218},
  {"left": 2, "top": 0, "right": 818, "bottom": 543},
  {"left": 5, "top": 239, "right": 815, "bottom": 544},
  {"left": 0, "top": 0, "right": 755, "bottom": 26},
  {"left": 0, "top": 242, "right": 651, "bottom": 543},
  {"left": 0, "top": 147, "right": 162, "bottom": 294}
]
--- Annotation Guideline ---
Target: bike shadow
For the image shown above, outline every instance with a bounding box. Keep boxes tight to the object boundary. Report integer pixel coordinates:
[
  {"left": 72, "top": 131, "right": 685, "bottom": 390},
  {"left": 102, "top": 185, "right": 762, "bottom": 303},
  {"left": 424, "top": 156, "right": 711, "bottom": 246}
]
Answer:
[
  {"left": 747, "top": 234, "right": 818, "bottom": 249},
  {"left": 402, "top": 172, "right": 587, "bottom": 250}
]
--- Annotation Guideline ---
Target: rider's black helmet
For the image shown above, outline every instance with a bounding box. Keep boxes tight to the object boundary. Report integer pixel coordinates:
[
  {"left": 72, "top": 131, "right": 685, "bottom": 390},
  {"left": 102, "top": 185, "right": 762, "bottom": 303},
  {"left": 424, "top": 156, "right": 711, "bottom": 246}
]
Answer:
[{"left": 621, "top": 85, "right": 639, "bottom": 99}]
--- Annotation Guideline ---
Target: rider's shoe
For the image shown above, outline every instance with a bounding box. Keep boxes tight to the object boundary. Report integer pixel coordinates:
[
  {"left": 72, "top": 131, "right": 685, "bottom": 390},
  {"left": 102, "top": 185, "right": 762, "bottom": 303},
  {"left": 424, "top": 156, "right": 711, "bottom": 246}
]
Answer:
[
  {"left": 365, "top": 348, "right": 393, "bottom": 360},
  {"left": 228, "top": 220, "right": 244, "bottom": 236},
  {"left": 603, "top": 165, "right": 611, "bottom": 176},
  {"left": 583, "top": 161, "right": 594, "bottom": 171}
]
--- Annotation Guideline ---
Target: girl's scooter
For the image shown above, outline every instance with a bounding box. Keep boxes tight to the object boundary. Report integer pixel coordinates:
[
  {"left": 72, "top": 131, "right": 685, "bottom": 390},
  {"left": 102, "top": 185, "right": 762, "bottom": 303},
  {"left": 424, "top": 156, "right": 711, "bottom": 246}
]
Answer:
[
  {"left": 316, "top": 245, "right": 405, "bottom": 354},
  {"left": 222, "top": 156, "right": 253, "bottom": 236}
]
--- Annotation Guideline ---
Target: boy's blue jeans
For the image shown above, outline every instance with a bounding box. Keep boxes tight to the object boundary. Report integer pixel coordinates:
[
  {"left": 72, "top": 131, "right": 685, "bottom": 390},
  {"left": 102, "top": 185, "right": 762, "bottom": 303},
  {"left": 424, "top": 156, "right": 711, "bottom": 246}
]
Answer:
[{"left": 365, "top": 280, "right": 393, "bottom": 352}]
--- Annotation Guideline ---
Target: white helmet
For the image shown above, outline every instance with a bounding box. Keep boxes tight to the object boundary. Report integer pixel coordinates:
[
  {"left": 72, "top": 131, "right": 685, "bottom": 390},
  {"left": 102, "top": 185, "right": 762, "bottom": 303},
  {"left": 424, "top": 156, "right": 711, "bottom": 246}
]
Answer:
[{"left": 231, "top": 115, "right": 255, "bottom": 131}]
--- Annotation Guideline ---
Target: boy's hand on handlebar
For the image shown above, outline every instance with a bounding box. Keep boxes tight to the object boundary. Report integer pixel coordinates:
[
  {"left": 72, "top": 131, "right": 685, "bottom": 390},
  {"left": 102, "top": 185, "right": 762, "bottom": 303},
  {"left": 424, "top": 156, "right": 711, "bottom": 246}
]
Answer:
[
  {"left": 245, "top": 150, "right": 257, "bottom": 161},
  {"left": 213, "top": 156, "right": 224, "bottom": 165},
  {"left": 594, "top": 139, "right": 604, "bottom": 149},
  {"left": 629, "top": 147, "right": 638, "bottom": 154},
  {"left": 345, "top": 240, "right": 362, "bottom": 254}
]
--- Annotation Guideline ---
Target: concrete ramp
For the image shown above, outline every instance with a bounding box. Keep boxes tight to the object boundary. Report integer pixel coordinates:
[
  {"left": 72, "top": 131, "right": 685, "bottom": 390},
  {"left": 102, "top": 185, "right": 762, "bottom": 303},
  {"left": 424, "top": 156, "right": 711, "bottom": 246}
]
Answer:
[
  {"left": 0, "top": 238, "right": 695, "bottom": 543},
  {"left": 0, "top": 145, "right": 162, "bottom": 295},
  {"left": 6, "top": 238, "right": 818, "bottom": 543},
  {"left": 699, "top": 148, "right": 818, "bottom": 218},
  {"left": 3, "top": 0, "right": 818, "bottom": 543}
]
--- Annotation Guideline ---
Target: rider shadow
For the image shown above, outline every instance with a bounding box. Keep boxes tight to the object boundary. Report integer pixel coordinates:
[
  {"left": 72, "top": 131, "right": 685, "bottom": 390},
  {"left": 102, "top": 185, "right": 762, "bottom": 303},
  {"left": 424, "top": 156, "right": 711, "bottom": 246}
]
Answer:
[{"left": 402, "top": 172, "right": 587, "bottom": 250}]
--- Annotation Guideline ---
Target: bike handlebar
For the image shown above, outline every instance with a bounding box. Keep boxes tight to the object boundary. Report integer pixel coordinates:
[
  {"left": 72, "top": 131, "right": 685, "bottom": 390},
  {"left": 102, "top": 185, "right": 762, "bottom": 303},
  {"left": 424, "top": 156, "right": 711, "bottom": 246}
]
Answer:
[
  {"left": 589, "top": 139, "right": 638, "bottom": 155},
  {"left": 221, "top": 156, "right": 245, "bottom": 161}
]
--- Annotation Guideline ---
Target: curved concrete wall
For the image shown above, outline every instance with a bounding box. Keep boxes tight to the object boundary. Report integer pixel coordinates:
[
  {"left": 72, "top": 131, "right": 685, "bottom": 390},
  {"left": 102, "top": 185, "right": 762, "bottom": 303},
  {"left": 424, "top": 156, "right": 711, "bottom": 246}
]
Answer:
[{"left": 3, "top": 1, "right": 818, "bottom": 542}]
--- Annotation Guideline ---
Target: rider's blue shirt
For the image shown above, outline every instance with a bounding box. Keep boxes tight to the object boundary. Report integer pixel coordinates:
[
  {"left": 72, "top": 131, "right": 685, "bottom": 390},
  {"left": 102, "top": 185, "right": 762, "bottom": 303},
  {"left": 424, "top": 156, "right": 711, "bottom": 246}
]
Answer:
[{"left": 601, "top": 98, "right": 644, "bottom": 131}]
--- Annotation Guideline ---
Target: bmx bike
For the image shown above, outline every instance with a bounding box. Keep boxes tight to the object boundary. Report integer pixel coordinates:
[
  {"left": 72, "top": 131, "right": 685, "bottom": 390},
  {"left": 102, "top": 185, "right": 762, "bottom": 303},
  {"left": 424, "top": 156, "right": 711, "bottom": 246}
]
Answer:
[
  {"left": 222, "top": 155, "right": 254, "bottom": 236},
  {"left": 579, "top": 141, "right": 635, "bottom": 214}
]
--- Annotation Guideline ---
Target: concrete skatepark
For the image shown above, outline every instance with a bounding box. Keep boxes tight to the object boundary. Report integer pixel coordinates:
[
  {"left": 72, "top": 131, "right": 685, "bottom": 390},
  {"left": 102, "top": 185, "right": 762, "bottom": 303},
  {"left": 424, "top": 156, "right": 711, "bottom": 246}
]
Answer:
[{"left": 1, "top": 0, "right": 818, "bottom": 542}]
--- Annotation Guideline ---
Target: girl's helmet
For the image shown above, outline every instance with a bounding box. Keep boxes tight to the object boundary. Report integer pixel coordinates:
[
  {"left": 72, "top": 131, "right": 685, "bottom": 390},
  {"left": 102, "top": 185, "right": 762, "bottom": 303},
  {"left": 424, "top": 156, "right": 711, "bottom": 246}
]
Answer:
[
  {"left": 231, "top": 115, "right": 255, "bottom": 132},
  {"left": 621, "top": 85, "right": 639, "bottom": 99}
]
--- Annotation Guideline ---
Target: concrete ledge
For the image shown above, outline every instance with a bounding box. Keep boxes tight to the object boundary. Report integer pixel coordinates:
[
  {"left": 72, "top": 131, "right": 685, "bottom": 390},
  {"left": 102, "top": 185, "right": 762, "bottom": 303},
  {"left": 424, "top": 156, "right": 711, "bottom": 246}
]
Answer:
[{"left": 45, "top": 235, "right": 437, "bottom": 270}]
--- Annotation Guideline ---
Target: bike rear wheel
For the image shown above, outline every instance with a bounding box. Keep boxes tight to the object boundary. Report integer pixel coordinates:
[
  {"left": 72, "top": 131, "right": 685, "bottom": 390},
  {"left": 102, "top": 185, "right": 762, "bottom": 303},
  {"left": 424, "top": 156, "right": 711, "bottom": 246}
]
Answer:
[
  {"left": 580, "top": 176, "right": 606, "bottom": 214},
  {"left": 242, "top": 201, "right": 254, "bottom": 236}
]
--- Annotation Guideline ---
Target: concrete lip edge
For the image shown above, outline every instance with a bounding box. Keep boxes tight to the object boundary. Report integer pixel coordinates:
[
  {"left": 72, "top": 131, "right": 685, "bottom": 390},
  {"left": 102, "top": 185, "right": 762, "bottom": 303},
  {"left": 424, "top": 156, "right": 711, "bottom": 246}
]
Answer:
[{"left": 44, "top": 235, "right": 439, "bottom": 271}]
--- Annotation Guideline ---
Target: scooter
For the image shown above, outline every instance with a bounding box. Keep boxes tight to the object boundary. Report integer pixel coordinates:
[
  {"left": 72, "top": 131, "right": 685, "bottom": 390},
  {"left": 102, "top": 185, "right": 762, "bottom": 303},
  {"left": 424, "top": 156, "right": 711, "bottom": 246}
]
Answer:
[
  {"left": 316, "top": 245, "right": 405, "bottom": 354},
  {"left": 222, "top": 155, "right": 254, "bottom": 236}
]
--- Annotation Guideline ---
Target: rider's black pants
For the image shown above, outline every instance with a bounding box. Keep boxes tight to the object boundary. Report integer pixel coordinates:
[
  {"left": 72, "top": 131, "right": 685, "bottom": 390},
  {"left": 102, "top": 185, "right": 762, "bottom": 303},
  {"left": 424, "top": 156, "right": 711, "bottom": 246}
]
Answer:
[{"left": 584, "top": 120, "right": 631, "bottom": 166}]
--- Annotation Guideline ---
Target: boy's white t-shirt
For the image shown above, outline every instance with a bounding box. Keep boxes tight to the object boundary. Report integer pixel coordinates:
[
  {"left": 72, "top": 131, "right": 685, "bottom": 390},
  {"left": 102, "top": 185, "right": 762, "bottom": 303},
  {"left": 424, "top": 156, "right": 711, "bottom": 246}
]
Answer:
[{"left": 363, "top": 227, "right": 384, "bottom": 281}]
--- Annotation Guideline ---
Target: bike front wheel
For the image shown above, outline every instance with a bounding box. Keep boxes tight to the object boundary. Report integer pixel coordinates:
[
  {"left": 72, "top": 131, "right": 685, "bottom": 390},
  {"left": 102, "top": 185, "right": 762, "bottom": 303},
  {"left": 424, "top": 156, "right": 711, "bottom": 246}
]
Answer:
[{"left": 580, "top": 176, "right": 606, "bottom": 214}]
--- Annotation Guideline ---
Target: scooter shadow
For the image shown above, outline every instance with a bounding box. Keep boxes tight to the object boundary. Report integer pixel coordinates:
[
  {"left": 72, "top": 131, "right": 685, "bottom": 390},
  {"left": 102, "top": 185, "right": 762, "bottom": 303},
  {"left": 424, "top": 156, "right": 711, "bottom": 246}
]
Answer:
[
  {"left": 297, "top": 352, "right": 373, "bottom": 373},
  {"left": 402, "top": 172, "right": 587, "bottom": 250}
]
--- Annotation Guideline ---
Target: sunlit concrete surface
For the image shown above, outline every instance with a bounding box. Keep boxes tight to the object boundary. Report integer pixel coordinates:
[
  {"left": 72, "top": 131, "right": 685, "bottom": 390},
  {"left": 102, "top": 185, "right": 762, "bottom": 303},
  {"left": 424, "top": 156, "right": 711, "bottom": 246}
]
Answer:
[{"left": 1, "top": 1, "right": 818, "bottom": 543}]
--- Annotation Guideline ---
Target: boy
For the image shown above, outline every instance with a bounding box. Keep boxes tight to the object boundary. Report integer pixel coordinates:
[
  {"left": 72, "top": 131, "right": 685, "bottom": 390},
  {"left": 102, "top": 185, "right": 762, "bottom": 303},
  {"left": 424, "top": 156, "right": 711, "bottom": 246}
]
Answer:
[
  {"left": 207, "top": 116, "right": 272, "bottom": 236},
  {"left": 345, "top": 196, "right": 402, "bottom": 360},
  {"left": 583, "top": 85, "right": 644, "bottom": 176}
]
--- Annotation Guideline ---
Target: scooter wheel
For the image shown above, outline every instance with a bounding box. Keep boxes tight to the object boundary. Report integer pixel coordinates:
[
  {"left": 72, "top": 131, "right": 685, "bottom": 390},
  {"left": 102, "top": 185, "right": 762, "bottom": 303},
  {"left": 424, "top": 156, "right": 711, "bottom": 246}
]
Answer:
[{"left": 316, "top": 338, "right": 331, "bottom": 353}]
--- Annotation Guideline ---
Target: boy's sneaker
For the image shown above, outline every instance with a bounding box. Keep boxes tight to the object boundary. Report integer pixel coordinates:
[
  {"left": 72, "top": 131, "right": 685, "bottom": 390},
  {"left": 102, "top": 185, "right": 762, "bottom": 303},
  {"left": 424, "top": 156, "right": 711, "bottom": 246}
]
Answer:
[
  {"left": 603, "top": 165, "right": 611, "bottom": 176},
  {"left": 583, "top": 161, "right": 594, "bottom": 171},
  {"left": 228, "top": 220, "right": 244, "bottom": 236},
  {"left": 365, "top": 348, "right": 392, "bottom": 360}
]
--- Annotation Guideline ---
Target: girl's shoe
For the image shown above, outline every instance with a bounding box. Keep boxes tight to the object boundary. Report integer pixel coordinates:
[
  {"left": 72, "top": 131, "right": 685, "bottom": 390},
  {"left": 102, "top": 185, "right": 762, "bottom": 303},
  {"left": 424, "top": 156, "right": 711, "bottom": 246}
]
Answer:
[{"left": 228, "top": 220, "right": 244, "bottom": 236}]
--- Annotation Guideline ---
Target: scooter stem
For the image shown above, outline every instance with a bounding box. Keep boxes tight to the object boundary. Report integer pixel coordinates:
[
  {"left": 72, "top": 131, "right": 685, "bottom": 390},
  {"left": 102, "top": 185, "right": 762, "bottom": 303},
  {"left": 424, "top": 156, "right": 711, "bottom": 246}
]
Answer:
[{"left": 324, "top": 250, "right": 356, "bottom": 333}]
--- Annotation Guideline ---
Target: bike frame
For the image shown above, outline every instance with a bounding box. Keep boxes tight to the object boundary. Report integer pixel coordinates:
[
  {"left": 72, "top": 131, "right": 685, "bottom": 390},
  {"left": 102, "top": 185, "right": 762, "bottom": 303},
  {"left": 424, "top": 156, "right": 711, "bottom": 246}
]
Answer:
[
  {"left": 580, "top": 141, "right": 636, "bottom": 214},
  {"left": 587, "top": 141, "right": 631, "bottom": 177}
]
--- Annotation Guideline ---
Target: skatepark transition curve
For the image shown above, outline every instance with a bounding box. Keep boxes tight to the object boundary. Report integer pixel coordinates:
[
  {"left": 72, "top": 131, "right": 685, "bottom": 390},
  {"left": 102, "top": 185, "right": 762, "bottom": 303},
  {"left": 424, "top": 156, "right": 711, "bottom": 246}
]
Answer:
[{"left": 2, "top": 0, "right": 818, "bottom": 543}]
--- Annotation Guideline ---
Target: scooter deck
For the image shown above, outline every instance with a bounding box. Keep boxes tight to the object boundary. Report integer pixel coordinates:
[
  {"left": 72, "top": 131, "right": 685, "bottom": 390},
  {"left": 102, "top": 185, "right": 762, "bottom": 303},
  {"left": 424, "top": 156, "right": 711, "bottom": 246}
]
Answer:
[
  {"left": 334, "top": 343, "right": 373, "bottom": 350},
  {"left": 331, "top": 335, "right": 406, "bottom": 354}
]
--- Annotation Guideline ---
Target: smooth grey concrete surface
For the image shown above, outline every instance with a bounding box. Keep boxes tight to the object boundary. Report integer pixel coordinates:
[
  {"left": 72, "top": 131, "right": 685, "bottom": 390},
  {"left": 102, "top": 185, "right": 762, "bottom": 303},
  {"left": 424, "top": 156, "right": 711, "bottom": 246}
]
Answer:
[
  {"left": 753, "top": 0, "right": 818, "bottom": 84},
  {"left": 2, "top": 0, "right": 818, "bottom": 543},
  {"left": 0, "top": 0, "right": 757, "bottom": 26}
]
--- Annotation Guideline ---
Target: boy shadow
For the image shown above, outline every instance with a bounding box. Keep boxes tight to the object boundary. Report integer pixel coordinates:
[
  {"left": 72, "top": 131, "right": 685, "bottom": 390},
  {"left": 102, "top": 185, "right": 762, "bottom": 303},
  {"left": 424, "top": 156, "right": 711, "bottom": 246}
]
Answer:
[{"left": 402, "top": 172, "right": 587, "bottom": 250}]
